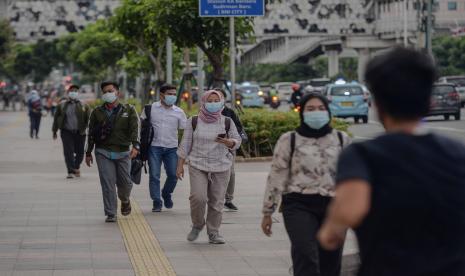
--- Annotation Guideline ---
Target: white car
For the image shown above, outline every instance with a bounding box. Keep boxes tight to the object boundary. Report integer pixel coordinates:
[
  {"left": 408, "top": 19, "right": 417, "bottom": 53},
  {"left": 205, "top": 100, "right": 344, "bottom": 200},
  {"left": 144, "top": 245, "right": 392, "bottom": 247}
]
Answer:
[{"left": 273, "top": 82, "right": 293, "bottom": 102}]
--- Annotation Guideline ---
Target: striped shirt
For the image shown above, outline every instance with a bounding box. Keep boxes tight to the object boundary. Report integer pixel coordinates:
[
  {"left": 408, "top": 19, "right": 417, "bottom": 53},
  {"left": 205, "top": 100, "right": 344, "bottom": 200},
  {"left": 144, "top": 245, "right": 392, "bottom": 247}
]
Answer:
[{"left": 177, "top": 116, "right": 241, "bottom": 172}]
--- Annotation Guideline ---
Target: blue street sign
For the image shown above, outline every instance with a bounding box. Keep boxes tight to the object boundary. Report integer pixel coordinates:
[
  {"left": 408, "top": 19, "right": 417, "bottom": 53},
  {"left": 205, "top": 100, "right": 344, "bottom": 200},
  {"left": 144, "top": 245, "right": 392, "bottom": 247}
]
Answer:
[{"left": 199, "top": 0, "right": 264, "bottom": 17}]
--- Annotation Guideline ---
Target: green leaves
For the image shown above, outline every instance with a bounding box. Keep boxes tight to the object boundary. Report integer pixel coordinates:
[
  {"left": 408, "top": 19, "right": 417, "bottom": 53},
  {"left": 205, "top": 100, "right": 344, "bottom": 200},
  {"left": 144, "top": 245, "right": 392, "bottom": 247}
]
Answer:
[
  {"left": 433, "top": 36, "right": 465, "bottom": 76},
  {"left": 66, "top": 21, "right": 125, "bottom": 81},
  {"left": 0, "top": 20, "right": 14, "bottom": 60}
]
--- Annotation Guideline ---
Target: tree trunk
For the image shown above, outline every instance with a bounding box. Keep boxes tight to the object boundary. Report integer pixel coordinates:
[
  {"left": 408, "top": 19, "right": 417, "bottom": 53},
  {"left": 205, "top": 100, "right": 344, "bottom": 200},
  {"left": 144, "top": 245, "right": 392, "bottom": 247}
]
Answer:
[
  {"left": 198, "top": 46, "right": 225, "bottom": 89},
  {"left": 208, "top": 53, "right": 224, "bottom": 89},
  {"left": 184, "top": 48, "right": 192, "bottom": 111},
  {"left": 142, "top": 72, "right": 151, "bottom": 105},
  {"left": 156, "top": 44, "right": 165, "bottom": 83}
]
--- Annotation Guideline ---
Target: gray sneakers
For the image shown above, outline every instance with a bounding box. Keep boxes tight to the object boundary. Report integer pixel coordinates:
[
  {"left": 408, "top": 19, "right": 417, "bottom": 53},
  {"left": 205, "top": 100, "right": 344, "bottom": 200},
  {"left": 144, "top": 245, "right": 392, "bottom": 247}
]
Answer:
[
  {"left": 187, "top": 228, "right": 226, "bottom": 244},
  {"left": 208, "top": 233, "right": 226, "bottom": 244},
  {"left": 187, "top": 227, "right": 202, "bottom": 242}
]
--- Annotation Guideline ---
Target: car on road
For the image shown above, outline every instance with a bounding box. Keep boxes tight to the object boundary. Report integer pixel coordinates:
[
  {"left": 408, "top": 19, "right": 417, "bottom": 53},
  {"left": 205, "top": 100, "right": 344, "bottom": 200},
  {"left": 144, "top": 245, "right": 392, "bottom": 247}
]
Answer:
[
  {"left": 304, "top": 78, "right": 332, "bottom": 94},
  {"left": 237, "top": 84, "right": 264, "bottom": 108},
  {"left": 437, "top": 75, "right": 465, "bottom": 107},
  {"left": 324, "top": 82, "right": 369, "bottom": 123},
  {"left": 428, "top": 83, "right": 461, "bottom": 121},
  {"left": 273, "top": 82, "right": 293, "bottom": 102}
]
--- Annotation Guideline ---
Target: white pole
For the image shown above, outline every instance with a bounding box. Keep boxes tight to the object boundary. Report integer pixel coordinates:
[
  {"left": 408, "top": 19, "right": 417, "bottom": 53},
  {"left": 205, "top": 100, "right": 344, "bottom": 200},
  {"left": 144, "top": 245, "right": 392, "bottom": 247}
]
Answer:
[
  {"left": 403, "top": 0, "right": 408, "bottom": 46},
  {"left": 166, "top": 38, "right": 173, "bottom": 84},
  {"left": 197, "top": 47, "right": 205, "bottom": 99},
  {"left": 230, "top": 17, "right": 236, "bottom": 110}
]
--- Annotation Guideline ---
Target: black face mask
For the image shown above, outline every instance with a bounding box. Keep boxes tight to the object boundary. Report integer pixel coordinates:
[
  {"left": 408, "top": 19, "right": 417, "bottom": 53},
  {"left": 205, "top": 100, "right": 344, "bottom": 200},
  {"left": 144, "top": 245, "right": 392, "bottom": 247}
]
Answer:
[{"left": 295, "top": 93, "right": 333, "bottom": 138}]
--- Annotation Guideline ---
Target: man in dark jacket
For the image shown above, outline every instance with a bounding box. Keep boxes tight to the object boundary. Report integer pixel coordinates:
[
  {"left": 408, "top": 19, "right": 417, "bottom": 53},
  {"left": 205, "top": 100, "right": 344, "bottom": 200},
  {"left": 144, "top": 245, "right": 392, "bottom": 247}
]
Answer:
[
  {"left": 85, "top": 81, "right": 140, "bottom": 223},
  {"left": 52, "top": 85, "right": 91, "bottom": 179},
  {"left": 216, "top": 88, "right": 245, "bottom": 211}
]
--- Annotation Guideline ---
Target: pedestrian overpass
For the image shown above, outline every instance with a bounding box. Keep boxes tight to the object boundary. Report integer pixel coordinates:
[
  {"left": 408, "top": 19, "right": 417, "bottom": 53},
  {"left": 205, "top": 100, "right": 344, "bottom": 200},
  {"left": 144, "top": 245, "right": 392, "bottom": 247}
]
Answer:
[{"left": 239, "top": 0, "right": 424, "bottom": 81}]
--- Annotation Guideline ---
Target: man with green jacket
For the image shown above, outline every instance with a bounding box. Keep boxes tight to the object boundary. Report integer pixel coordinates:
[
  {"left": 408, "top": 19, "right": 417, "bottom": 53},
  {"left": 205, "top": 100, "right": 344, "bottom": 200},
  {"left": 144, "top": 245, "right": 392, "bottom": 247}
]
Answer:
[
  {"left": 85, "top": 81, "right": 140, "bottom": 223},
  {"left": 52, "top": 85, "right": 91, "bottom": 179}
]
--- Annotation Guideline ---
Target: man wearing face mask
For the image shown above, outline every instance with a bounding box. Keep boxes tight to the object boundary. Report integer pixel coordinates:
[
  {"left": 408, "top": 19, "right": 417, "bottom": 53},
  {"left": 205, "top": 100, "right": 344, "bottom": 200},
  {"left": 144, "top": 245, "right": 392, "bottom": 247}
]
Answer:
[
  {"left": 52, "top": 85, "right": 91, "bottom": 179},
  {"left": 85, "top": 81, "right": 140, "bottom": 223},
  {"left": 140, "top": 84, "right": 187, "bottom": 212}
]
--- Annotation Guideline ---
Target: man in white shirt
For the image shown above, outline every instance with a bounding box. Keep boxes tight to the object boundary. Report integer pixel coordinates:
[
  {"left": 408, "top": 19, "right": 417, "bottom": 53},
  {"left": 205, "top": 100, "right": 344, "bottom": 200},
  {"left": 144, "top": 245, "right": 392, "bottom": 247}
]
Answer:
[{"left": 141, "top": 84, "right": 187, "bottom": 212}]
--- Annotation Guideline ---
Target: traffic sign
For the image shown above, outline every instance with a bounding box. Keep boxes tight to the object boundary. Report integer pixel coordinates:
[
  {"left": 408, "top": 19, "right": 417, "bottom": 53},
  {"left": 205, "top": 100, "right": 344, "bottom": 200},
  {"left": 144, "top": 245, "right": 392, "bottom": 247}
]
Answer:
[{"left": 199, "top": 0, "right": 264, "bottom": 17}]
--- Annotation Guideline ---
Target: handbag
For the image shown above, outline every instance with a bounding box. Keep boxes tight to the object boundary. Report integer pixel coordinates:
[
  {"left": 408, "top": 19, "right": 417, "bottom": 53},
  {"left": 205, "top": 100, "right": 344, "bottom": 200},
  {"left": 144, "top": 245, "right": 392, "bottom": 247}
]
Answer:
[{"left": 130, "top": 154, "right": 144, "bottom": 185}]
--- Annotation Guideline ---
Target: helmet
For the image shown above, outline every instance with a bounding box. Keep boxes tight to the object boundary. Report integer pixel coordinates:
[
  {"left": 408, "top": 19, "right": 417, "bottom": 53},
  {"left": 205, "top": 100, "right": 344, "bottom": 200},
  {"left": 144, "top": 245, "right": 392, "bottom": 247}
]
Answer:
[{"left": 291, "top": 83, "right": 300, "bottom": 92}]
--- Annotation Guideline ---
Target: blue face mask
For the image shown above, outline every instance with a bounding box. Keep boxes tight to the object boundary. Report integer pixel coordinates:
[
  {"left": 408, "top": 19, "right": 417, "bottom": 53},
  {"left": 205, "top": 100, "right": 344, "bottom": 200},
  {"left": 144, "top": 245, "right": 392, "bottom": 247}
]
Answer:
[
  {"left": 163, "top": 95, "right": 177, "bottom": 106},
  {"left": 205, "top": 101, "right": 224, "bottom": 113},
  {"left": 68, "top": 91, "right": 79, "bottom": 100},
  {"left": 102, "top": 92, "right": 117, "bottom": 103},
  {"left": 303, "top": 111, "right": 330, "bottom": 129}
]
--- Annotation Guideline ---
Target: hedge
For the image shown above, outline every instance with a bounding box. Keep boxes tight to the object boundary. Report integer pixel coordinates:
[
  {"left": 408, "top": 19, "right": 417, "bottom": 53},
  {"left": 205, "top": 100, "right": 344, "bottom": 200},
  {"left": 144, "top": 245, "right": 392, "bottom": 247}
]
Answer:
[
  {"left": 87, "top": 99, "right": 351, "bottom": 157},
  {"left": 239, "top": 109, "right": 350, "bottom": 157}
]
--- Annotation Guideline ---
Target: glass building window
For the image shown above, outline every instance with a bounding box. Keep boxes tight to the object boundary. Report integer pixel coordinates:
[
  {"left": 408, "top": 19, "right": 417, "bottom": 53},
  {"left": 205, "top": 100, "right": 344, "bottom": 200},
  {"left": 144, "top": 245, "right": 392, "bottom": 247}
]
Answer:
[{"left": 448, "top": 2, "right": 457, "bottom": 10}]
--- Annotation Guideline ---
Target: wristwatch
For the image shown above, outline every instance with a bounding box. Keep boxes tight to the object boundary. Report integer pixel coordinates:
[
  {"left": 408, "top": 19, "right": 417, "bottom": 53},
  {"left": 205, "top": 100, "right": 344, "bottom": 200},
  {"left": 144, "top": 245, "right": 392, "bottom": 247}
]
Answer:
[{"left": 133, "top": 143, "right": 141, "bottom": 151}]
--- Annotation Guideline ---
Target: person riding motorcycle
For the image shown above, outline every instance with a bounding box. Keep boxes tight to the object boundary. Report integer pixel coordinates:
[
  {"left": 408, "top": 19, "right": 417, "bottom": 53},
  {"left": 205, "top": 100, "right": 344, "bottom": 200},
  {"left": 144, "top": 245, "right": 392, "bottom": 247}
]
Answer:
[{"left": 290, "top": 83, "right": 303, "bottom": 110}]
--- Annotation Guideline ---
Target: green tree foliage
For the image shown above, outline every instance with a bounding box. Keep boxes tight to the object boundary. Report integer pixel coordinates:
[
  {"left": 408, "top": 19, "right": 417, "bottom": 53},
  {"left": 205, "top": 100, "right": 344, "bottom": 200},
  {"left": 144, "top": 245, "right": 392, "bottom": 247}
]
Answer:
[
  {"left": 312, "top": 56, "right": 358, "bottom": 81},
  {"left": 237, "top": 63, "right": 318, "bottom": 83},
  {"left": 111, "top": 0, "right": 165, "bottom": 81},
  {"left": 433, "top": 36, "right": 465, "bottom": 76},
  {"left": 148, "top": 0, "right": 254, "bottom": 86},
  {"left": 4, "top": 40, "right": 61, "bottom": 82},
  {"left": 66, "top": 21, "right": 125, "bottom": 81},
  {"left": 0, "top": 20, "right": 14, "bottom": 60},
  {"left": 0, "top": 20, "right": 16, "bottom": 81}
]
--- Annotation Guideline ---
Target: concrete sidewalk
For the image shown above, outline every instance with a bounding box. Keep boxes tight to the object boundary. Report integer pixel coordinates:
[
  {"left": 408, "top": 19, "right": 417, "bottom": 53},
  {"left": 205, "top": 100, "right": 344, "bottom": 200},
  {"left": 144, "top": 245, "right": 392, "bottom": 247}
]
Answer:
[{"left": 0, "top": 111, "right": 358, "bottom": 276}]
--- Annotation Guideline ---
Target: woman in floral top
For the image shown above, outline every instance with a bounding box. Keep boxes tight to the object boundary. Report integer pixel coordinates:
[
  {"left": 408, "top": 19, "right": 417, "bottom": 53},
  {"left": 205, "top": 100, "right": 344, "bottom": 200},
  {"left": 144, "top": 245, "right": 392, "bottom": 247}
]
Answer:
[{"left": 261, "top": 93, "right": 351, "bottom": 276}]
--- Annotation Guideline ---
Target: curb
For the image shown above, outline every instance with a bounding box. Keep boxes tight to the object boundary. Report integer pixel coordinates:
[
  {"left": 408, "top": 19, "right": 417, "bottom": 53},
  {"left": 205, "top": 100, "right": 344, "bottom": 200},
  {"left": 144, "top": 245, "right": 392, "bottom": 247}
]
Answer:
[{"left": 235, "top": 156, "right": 273, "bottom": 162}]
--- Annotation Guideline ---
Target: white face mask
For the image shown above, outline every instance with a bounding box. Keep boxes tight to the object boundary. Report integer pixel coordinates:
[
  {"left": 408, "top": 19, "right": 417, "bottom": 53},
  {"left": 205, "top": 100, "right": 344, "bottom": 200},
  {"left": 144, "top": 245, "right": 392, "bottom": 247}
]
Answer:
[
  {"left": 68, "top": 91, "right": 79, "bottom": 100},
  {"left": 102, "top": 92, "right": 117, "bottom": 103}
]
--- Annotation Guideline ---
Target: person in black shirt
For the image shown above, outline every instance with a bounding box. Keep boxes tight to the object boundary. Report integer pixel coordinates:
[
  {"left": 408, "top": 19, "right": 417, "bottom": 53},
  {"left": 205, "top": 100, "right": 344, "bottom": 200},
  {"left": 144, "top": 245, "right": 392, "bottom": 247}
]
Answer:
[
  {"left": 318, "top": 47, "right": 465, "bottom": 276},
  {"left": 215, "top": 88, "right": 245, "bottom": 211}
]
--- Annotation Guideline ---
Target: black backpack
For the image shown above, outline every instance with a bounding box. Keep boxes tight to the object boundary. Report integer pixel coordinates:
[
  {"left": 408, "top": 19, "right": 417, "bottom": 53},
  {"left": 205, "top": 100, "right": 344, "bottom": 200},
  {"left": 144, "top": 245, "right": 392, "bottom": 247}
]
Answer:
[{"left": 140, "top": 104, "right": 154, "bottom": 162}]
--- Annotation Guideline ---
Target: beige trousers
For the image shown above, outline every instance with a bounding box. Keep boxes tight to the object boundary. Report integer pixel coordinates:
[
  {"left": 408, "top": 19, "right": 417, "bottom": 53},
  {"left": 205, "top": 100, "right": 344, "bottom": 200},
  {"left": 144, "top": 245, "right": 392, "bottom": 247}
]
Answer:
[{"left": 189, "top": 166, "right": 230, "bottom": 234}]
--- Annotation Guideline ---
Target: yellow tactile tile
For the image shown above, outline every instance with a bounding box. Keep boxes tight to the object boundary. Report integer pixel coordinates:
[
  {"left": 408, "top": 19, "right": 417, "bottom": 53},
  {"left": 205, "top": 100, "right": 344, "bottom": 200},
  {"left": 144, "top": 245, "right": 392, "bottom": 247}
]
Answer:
[{"left": 118, "top": 200, "right": 176, "bottom": 276}]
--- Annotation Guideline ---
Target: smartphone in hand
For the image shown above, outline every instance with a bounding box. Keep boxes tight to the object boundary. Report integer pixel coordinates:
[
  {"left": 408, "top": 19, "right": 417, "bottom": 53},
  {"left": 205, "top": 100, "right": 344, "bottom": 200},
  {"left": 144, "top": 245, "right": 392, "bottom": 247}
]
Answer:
[{"left": 217, "top": 133, "right": 226, "bottom": 139}]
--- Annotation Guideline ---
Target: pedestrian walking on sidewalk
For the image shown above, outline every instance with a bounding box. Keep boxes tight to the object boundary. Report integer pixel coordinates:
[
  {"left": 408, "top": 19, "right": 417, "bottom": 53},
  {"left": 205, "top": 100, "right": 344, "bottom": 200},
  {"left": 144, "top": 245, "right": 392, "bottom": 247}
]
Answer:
[
  {"left": 140, "top": 84, "right": 187, "bottom": 212},
  {"left": 52, "top": 85, "right": 91, "bottom": 179},
  {"left": 318, "top": 47, "right": 465, "bottom": 276},
  {"left": 177, "top": 90, "right": 241, "bottom": 244},
  {"left": 261, "top": 93, "right": 351, "bottom": 276},
  {"left": 27, "top": 90, "right": 43, "bottom": 139},
  {"left": 215, "top": 88, "right": 246, "bottom": 212},
  {"left": 85, "top": 81, "right": 140, "bottom": 223}
]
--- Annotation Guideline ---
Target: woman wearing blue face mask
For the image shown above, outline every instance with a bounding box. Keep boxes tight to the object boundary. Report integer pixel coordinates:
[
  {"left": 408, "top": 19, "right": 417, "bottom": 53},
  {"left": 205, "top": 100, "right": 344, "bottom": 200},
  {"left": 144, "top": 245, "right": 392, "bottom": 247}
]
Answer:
[
  {"left": 177, "top": 90, "right": 242, "bottom": 244},
  {"left": 261, "top": 93, "right": 351, "bottom": 276}
]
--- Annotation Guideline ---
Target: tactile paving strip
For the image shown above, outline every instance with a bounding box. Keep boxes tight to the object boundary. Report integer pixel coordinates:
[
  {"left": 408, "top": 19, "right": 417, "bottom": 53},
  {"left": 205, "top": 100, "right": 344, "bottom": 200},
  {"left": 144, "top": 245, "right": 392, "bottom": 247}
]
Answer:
[{"left": 118, "top": 200, "right": 176, "bottom": 276}]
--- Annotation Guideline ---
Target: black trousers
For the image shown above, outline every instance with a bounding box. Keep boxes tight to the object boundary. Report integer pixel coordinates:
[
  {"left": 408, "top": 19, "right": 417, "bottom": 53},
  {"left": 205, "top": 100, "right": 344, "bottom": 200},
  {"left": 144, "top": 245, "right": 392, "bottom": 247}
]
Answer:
[
  {"left": 60, "top": 129, "right": 85, "bottom": 174},
  {"left": 282, "top": 193, "right": 343, "bottom": 276},
  {"left": 29, "top": 114, "right": 41, "bottom": 137}
]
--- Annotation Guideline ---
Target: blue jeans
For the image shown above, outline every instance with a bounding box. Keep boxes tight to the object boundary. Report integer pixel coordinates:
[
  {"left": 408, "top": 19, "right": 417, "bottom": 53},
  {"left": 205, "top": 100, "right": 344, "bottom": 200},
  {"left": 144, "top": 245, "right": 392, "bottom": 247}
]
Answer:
[{"left": 148, "top": 146, "right": 178, "bottom": 206}]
